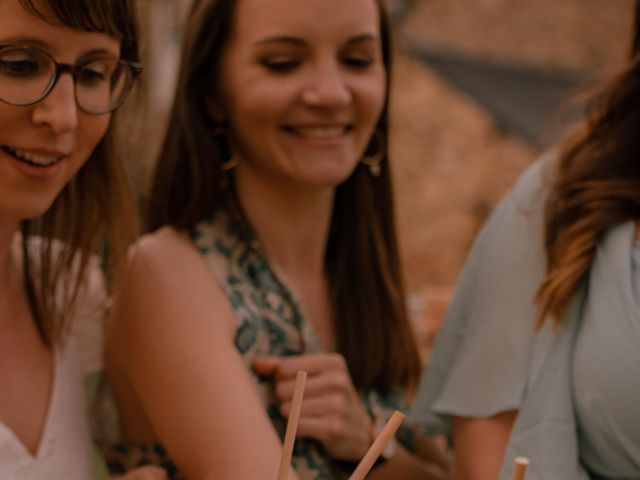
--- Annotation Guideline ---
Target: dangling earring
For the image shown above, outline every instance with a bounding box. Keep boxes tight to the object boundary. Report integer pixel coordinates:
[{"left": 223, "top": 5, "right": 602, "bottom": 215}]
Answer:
[
  {"left": 213, "top": 126, "right": 238, "bottom": 171},
  {"left": 361, "top": 128, "right": 385, "bottom": 177}
]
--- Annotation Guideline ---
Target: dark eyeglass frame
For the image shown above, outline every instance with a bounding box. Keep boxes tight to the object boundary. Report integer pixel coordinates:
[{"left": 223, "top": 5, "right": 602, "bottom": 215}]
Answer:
[{"left": 0, "top": 44, "right": 143, "bottom": 115}]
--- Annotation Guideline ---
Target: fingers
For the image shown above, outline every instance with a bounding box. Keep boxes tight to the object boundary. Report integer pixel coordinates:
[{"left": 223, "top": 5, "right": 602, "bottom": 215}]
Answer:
[
  {"left": 253, "top": 353, "right": 372, "bottom": 461},
  {"left": 274, "top": 368, "right": 351, "bottom": 401},
  {"left": 295, "top": 416, "right": 339, "bottom": 442},
  {"left": 280, "top": 393, "right": 345, "bottom": 418},
  {"left": 251, "top": 355, "right": 280, "bottom": 375},
  {"left": 253, "top": 353, "right": 348, "bottom": 380}
]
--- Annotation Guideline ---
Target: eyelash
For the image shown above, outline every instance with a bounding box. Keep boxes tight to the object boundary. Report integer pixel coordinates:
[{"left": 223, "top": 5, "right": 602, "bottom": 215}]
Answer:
[
  {"left": 260, "top": 56, "right": 375, "bottom": 74},
  {"left": 261, "top": 59, "right": 300, "bottom": 73},
  {"left": 342, "top": 56, "right": 374, "bottom": 69}
]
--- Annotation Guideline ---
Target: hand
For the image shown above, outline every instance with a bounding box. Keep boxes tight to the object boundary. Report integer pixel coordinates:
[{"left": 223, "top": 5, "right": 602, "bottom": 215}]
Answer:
[
  {"left": 253, "top": 353, "right": 373, "bottom": 461},
  {"left": 112, "top": 465, "right": 168, "bottom": 480}
]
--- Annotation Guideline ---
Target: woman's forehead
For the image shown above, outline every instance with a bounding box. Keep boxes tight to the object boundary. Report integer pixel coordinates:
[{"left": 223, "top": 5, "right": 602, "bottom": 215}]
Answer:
[{"left": 228, "top": 0, "right": 380, "bottom": 42}]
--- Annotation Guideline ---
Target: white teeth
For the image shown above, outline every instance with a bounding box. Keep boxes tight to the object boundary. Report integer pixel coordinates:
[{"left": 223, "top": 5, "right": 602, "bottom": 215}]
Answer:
[
  {"left": 294, "top": 126, "right": 346, "bottom": 139},
  {"left": 8, "top": 147, "right": 59, "bottom": 166}
]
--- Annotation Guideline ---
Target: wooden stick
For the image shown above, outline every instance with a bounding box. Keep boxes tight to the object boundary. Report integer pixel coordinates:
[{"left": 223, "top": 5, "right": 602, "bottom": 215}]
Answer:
[
  {"left": 348, "top": 410, "right": 405, "bottom": 480},
  {"left": 277, "top": 371, "right": 307, "bottom": 480},
  {"left": 512, "top": 456, "right": 529, "bottom": 480}
]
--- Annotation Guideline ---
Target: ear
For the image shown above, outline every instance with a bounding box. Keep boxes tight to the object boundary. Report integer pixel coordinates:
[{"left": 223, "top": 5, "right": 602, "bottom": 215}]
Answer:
[{"left": 206, "top": 94, "right": 226, "bottom": 123}]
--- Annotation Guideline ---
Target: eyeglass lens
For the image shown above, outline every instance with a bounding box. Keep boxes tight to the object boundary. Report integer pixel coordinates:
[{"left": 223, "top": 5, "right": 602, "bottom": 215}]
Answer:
[{"left": 0, "top": 46, "right": 134, "bottom": 114}]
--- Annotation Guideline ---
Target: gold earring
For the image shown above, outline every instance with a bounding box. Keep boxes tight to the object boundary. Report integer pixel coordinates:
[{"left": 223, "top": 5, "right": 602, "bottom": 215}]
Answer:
[
  {"left": 221, "top": 157, "right": 238, "bottom": 171},
  {"left": 361, "top": 128, "right": 385, "bottom": 177},
  {"left": 213, "top": 126, "right": 238, "bottom": 171}
]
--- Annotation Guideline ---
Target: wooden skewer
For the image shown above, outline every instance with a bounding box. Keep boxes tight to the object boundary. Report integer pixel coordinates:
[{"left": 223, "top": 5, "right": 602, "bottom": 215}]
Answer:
[
  {"left": 348, "top": 410, "right": 405, "bottom": 480},
  {"left": 512, "top": 456, "right": 529, "bottom": 480},
  {"left": 277, "top": 371, "right": 307, "bottom": 480}
]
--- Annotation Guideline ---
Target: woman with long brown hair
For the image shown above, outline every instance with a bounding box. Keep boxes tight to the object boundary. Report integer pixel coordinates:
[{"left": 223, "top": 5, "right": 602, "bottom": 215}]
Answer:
[
  {"left": 0, "top": 0, "right": 162, "bottom": 478},
  {"left": 104, "top": 0, "right": 449, "bottom": 478},
  {"left": 410, "top": 2, "right": 640, "bottom": 479}
]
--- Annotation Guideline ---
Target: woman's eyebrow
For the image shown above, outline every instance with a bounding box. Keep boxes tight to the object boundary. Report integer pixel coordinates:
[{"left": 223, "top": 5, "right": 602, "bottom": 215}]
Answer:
[
  {"left": 346, "top": 33, "right": 380, "bottom": 45},
  {"left": 0, "top": 36, "right": 50, "bottom": 48},
  {"left": 78, "top": 48, "right": 120, "bottom": 60},
  {"left": 253, "top": 36, "right": 305, "bottom": 46},
  {"left": 253, "top": 33, "right": 379, "bottom": 47}
]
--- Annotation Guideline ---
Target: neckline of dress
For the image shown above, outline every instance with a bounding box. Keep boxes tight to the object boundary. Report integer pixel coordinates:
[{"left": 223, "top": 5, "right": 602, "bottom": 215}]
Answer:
[{"left": 0, "top": 345, "right": 63, "bottom": 463}]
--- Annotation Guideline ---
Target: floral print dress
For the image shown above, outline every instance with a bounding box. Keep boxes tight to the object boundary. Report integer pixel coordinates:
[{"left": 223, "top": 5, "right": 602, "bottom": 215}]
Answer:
[{"left": 98, "top": 209, "right": 412, "bottom": 480}]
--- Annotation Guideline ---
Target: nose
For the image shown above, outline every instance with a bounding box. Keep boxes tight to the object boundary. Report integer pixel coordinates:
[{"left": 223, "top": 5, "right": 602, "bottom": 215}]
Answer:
[
  {"left": 31, "top": 73, "right": 79, "bottom": 133},
  {"left": 301, "top": 62, "right": 352, "bottom": 108}
]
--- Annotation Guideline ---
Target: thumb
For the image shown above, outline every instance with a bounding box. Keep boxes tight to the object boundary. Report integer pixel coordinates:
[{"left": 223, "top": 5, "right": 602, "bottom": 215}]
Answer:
[{"left": 252, "top": 356, "right": 281, "bottom": 376}]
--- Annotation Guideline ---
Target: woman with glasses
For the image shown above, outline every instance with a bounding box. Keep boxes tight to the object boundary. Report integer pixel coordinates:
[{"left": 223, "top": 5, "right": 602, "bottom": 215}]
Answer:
[
  {"left": 104, "top": 0, "right": 450, "bottom": 478},
  {"left": 410, "top": 2, "right": 640, "bottom": 479},
  {"left": 0, "top": 1, "right": 161, "bottom": 479}
]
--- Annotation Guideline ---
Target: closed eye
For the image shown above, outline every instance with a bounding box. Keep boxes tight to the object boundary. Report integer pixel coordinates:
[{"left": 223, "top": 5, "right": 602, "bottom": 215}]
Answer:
[
  {"left": 78, "top": 67, "right": 107, "bottom": 85},
  {"left": 0, "top": 49, "right": 47, "bottom": 77},
  {"left": 76, "top": 59, "right": 117, "bottom": 86},
  {"left": 260, "top": 58, "right": 301, "bottom": 73},
  {"left": 342, "top": 56, "right": 374, "bottom": 69},
  {"left": 0, "top": 58, "right": 41, "bottom": 76}
]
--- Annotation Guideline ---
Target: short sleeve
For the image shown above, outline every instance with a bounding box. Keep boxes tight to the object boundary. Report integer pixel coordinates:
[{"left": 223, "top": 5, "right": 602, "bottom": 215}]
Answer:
[{"left": 409, "top": 157, "right": 554, "bottom": 436}]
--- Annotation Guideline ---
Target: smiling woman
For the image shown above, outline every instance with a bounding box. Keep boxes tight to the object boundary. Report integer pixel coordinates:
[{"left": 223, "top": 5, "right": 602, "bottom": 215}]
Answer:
[
  {"left": 0, "top": 0, "right": 162, "bottom": 479},
  {"left": 103, "top": 0, "right": 450, "bottom": 479}
]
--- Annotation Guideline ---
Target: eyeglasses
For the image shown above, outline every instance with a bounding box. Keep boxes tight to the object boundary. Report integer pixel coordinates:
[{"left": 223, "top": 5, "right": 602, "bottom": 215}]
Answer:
[{"left": 0, "top": 45, "right": 142, "bottom": 115}]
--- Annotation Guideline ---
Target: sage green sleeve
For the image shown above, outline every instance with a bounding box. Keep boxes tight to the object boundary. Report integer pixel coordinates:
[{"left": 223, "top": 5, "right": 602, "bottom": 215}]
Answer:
[{"left": 409, "top": 157, "right": 552, "bottom": 435}]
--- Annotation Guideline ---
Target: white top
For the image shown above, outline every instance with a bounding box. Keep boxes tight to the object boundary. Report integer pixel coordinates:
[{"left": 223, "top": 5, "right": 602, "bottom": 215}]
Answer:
[
  {"left": 0, "top": 342, "right": 96, "bottom": 480},
  {"left": 0, "top": 236, "right": 107, "bottom": 480}
]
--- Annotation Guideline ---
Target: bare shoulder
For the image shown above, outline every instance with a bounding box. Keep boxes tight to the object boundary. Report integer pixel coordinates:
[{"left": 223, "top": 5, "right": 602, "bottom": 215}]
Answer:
[
  {"left": 108, "top": 226, "right": 235, "bottom": 345},
  {"left": 124, "top": 226, "right": 215, "bottom": 297},
  {"left": 130, "top": 226, "right": 201, "bottom": 274}
]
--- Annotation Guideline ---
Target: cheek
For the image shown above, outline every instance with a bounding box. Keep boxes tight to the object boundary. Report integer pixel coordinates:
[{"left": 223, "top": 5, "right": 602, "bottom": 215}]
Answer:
[
  {"left": 228, "top": 91, "right": 283, "bottom": 138},
  {"left": 356, "top": 71, "right": 387, "bottom": 125},
  {"left": 78, "top": 115, "right": 111, "bottom": 158},
  {"left": 370, "top": 73, "right": 387, "bottom": 119}
]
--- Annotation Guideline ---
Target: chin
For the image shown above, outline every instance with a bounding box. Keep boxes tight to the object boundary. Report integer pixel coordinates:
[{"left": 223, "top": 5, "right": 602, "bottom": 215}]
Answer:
[
  {"left": 302, "top": 174, "right": 352, "bottom": 189},
  {"left": 13, "top": 196, "right": 60, "bottom": 222},
  {"left": 306, "top": 163, "right": 359, "bottom": 187}
]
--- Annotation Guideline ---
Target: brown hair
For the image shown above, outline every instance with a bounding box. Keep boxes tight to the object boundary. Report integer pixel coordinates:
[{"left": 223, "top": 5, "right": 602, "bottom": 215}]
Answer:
[
  {"left": 18, "top": 0, "right": 141, "bottom": 346},
  {"left": 147, "top": 0, "right": 421, "bottom": 392},
  {"left": 535, "top": 0, "right": 640, "bottom": 325}
]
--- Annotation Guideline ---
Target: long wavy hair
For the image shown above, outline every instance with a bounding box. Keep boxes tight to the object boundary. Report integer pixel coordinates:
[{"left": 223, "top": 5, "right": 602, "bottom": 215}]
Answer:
[
  {"left": 18, "top": 0, "right": 141, "bottom": 347},
  {"left": 147, "top": 0, "right": 421, "bottom": 392},
  {"left": 536, "top": 0, "right": 640, "bottom": 325}
]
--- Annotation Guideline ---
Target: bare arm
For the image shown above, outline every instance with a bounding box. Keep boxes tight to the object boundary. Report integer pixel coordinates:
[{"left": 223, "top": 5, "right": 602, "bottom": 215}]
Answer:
[
  {"left": 452, "top": 411, "right": 517, "bottom": 480},
  {"left": 106, "top": 229, "right": 298, "bottom": 480}
]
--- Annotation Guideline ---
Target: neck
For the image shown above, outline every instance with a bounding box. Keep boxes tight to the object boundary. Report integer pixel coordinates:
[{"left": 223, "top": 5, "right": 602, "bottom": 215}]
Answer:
[
  {"left": 0, "top": 220, "right": 19, "bottom": 288},
  {"left": 234, "top": 170, "right": 334, "bottom": 278}
]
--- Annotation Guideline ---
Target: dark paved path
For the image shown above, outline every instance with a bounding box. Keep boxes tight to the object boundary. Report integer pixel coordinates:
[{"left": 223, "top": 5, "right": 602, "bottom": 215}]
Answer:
[
  {"left": 387, "top": 0, "right": 582, "bottom": 149},
  {"left": 408, "top": 46, "right": 581, "bottom": 148}
]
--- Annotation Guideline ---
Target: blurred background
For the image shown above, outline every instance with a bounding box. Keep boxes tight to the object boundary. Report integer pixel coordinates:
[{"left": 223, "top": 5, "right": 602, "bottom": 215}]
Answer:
[{"left": 133, "top": 0, "right": 635, "bottom": 358}]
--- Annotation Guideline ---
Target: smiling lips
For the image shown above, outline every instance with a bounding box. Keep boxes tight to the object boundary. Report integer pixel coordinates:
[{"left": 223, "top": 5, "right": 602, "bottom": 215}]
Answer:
[
  {"left": 284, "top": 125, "right": 351, "bottom": 140},
  {"left": 3, "top": 145, "right": 64, "bottom": 167}
]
